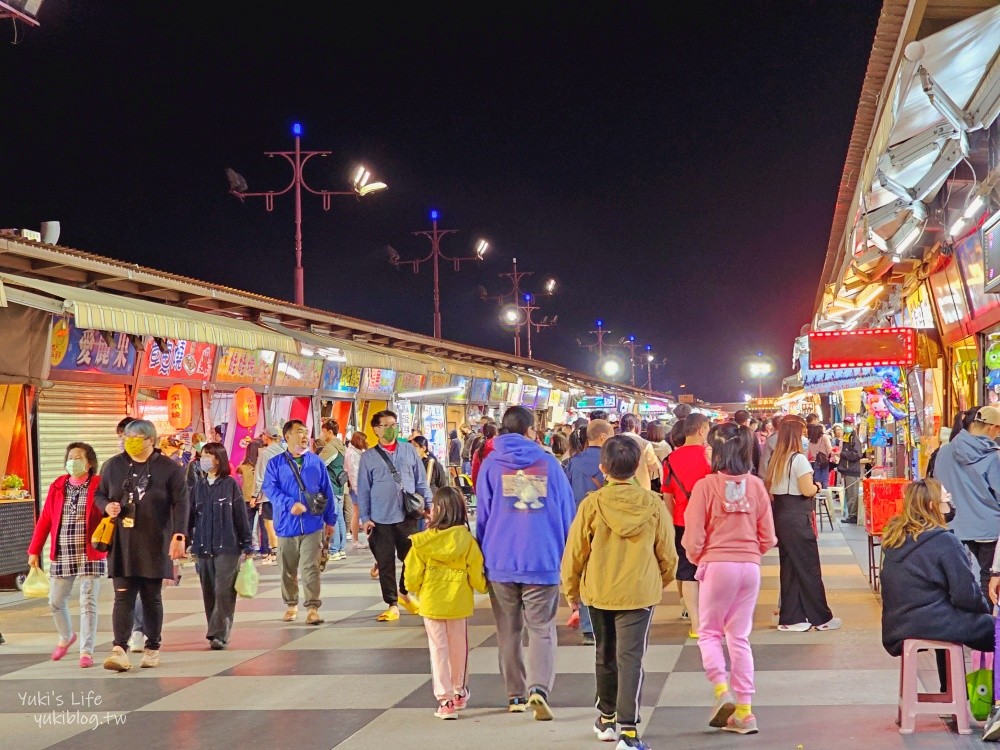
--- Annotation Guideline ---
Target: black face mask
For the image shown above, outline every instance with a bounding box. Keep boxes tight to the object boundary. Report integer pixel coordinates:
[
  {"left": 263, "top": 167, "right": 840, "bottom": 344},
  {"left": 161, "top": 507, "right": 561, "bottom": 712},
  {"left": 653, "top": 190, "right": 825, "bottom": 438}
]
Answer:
[{"left": 943, "top": 505, "right": 956, "bottom": 523}]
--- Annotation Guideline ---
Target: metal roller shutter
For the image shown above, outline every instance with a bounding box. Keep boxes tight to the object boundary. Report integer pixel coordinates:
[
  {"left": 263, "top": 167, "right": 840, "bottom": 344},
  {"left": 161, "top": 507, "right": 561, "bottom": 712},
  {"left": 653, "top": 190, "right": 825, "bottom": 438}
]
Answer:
[{"left": 38, "top": 383, "right": 128, "bottom": 504}]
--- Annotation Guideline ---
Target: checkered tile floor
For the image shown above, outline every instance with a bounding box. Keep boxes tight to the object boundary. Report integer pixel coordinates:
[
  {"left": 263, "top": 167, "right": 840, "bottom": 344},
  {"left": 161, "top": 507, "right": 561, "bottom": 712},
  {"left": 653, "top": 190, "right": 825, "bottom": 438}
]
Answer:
[{"left": 0, "top": 520, "right": 992, "bottom": 750}]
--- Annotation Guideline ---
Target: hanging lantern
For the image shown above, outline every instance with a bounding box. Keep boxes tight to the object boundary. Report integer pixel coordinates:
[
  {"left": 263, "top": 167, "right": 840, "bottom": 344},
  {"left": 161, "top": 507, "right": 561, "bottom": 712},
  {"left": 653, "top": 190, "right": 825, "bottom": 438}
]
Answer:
[
  {"left": 167, "top": 384, "right": 192, "bottom": 430},
  {"left": 234, "top": 387, "right": 258, "bottom": 429}
]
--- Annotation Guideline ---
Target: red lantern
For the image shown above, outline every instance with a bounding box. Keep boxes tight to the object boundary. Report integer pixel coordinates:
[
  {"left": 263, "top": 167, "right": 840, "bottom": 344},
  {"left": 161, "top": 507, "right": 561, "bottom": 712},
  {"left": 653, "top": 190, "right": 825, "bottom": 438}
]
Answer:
[
  {"left": 167, "top": 384, "right": 192, "bottom": 430},
  {"left": 234, "top": 387, "right": 258, "bottom": 429}
]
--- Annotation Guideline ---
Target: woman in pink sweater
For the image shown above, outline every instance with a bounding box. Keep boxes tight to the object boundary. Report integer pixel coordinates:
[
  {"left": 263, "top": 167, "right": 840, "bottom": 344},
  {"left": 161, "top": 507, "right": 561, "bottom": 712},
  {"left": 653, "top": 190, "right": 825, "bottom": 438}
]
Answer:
[{"left": 682, "top": 423, "right": 777, "bottom": 737}]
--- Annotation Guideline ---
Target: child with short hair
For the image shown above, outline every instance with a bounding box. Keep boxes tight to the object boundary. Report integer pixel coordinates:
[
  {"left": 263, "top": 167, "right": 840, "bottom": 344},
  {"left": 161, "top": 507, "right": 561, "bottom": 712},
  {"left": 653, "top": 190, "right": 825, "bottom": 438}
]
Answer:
[
  {"left": 404, "top": 486, "right": 488, "bottom": 719},
  {"left": 561, "top": 435, "right": 677, "bottom": 750},
  {"left": 682, "top": 423, "right": 777, "bottom": 735}
]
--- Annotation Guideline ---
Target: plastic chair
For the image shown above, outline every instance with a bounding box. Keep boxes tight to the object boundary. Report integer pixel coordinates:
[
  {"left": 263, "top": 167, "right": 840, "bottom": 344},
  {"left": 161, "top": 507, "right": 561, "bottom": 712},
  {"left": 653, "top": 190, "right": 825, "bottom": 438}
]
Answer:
[
  {"left": 816, "top": 490, "right": 834, "bottom": 532},
  {"left": 897, "top": 639, "right": 972, "bottom": 735}
]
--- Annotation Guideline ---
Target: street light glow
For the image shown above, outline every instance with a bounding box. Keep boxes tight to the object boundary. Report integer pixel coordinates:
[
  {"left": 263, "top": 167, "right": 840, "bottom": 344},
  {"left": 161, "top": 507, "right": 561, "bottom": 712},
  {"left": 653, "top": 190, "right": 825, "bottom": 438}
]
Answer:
[
  {"left": 292, "top": 122, "right": 302, "bottom": 136},
  {"left": 601, "top": 358, "right": 622, "bottom": 378},
  {"left": 748, "top": 361, "right": 773, "bottom": 378},
  {"left": 545, "top": 278, "right": 556, "bottom": 293},
  {"left": 647, "top": 354, "right": 655, "bottom": 362},
  {"left": 430, "top": 209, "right": 439, "bottom": 221},
  {"left": 475, "top": 239, "right": 488, "bottom": 258}
]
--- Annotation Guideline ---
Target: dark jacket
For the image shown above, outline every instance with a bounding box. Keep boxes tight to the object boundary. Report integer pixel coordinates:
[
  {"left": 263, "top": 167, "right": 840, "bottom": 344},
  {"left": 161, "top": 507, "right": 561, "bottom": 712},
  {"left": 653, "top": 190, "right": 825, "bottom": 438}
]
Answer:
[
  {"left": 880, "top": 528, "right": 994, "bottom": 657},
  {"left": 188, "top": 475, "right": 253, "bottom": 557},
  {"left": 564, "top": 446, "right": 604, "bottom": 505},
  {"left": 838, "top": 430, "right": 863, "bottom": 477},
  {"left": 448, "top": 431, "right": 462, "bottom": 466},
  {"left": 422, "top": 455, "right": 451, "bottom": 494}
]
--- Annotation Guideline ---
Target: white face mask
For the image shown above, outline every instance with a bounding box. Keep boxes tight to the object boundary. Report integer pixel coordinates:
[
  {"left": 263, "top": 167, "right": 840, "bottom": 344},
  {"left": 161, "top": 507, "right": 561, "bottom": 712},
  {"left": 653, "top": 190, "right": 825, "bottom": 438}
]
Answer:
[
  {"left": 65, "top": 458, "right": 87, "bottom": 477},
  {"left": 199, "top": 456, "right": 215, "bottom": 472}
]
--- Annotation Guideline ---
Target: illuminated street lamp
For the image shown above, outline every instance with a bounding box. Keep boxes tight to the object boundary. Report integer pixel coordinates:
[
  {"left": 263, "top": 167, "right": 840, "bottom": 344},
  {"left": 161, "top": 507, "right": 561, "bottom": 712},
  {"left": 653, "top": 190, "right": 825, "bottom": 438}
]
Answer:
[
  {"left": 747, "top": 358, "right": 774, "bottom": 398},
  {"left": 226, "top": 122, "right": 386, "bottom": 306},
  {"left": 600, "top": 356, "right": 624, "bottom": 380},
  {"left": 483, "top": 259, "right": 556, "bottom": 358}
]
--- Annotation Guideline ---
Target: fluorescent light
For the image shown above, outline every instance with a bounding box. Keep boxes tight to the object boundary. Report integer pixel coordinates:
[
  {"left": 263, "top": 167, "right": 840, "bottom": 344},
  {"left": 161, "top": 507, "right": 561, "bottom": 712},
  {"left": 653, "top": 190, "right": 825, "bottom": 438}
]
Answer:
[
  {"left": 855, "top": 284, "right": 884, "bottom": 308},
  {"left": 300, "top": 346, "right": 315, "bottom": 357},
  {"left": 949, "top": 216, "right": 967, "bottom": 237},
  {"left": 895, "top": 224, "right": 922, "bottom": 253},
  {"left": 842, "top": 309, "right": 868, "bottom": 330},
  {"left": 964, "top": 194, "right": 986, "bottom": 219},
  {"left": 396, "top": 386, "right": 463, "bottom": 399}
]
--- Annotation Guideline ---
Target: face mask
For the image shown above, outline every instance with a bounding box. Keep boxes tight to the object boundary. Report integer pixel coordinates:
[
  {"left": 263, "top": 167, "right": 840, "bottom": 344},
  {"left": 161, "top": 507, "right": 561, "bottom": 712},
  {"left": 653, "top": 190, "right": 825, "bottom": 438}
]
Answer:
[
  {"left": 124, "top": 436, "right": 146, "bottom": 457},
  {"left": 199, "top": 456, "right": 215, "bottom": 472},
  {"left": 381, "top": 426, "right": 398, "bottom": 442},
  {"left": 194, "top": 442, "right": 206, "bottom": 452},
  {"left": 844, "top": 426, "right": 853, "bottom": 434},
  {"left": 66, "top": 458, "right": 87, "bottom": 476},
  {"left": 943, "top": 505, "right": 956, "bottom": 523}
]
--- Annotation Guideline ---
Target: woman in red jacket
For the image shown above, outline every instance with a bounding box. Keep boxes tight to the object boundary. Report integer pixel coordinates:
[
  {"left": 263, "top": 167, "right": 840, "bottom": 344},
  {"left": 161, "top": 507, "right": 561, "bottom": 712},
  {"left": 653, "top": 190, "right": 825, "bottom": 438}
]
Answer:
[
  {"left": 470, "top": 424, "right": 497, "bottom": 487},
  {"left": 27, "top": 442, "right": 107, "bottom": 668}
]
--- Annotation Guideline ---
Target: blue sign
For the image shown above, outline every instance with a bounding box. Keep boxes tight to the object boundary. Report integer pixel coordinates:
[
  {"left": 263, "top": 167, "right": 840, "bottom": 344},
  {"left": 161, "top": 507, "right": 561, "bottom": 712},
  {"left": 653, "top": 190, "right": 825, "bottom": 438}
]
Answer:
[
  {"left": 320, "top": 360, "right": 360, "bottom": 394},
  {"left": 50, "top": 317, "right": 136, "bottom": 376},
  {"left": 469, "top": 378, "right": 492, "bottom": 403}
]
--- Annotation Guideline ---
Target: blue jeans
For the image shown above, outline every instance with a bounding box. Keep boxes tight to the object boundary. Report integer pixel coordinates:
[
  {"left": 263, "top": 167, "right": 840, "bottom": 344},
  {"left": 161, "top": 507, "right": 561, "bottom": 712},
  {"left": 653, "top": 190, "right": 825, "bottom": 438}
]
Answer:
[
  {"left": 329, "top": 497, "right": 347, "bottom": 553},
  {"left": 813, "top": 465, "right": 829, "bottom": 489},
  {"left": 462, "top": 460, "right": 472, "bottom": 476},
  {"left": 579, "top": 602, "right": 593, "bottom": 634},
  {"left": 50, "top": 575, "right": 101, "bottom": 655},
  {"left": 132, "top": 598, "right": 145, "bottom": 634}
]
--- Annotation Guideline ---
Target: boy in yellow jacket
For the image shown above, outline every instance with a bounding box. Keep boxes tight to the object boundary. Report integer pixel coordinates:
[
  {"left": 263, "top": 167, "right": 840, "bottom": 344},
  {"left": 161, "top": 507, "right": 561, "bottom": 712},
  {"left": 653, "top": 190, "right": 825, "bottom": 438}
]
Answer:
[
  {"left": 405, "top": 487, "right": 488, "bottom": 719},
  {"left": 561, "top": 436, "right": 677, "bottom": 750}
]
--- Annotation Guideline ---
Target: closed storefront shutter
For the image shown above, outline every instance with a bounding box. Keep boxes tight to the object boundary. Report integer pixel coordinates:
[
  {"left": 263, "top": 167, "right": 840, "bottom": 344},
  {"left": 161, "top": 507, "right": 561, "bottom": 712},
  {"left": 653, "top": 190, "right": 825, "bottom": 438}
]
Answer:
[{"left": 38, "top": 383, "right": 128, "bottom": 503}]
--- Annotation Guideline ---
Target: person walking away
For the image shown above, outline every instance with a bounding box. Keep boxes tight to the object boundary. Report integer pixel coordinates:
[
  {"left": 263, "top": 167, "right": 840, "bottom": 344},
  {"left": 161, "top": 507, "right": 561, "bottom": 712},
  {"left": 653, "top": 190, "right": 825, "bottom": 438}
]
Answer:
[
  {"left": 357, "top": 410, "right": 432, "bottom": 621},
  {"left": 252, "top": 425, "right": 284, "bottom": 564},
  {"left": 663, "top": 413, "right": 712, "bottom": 638},
  {"left": 460, "top": 424, "right": 476, "bottom": 477},
  {"left": 413, "top": 435, "right": 451, "bottom": 494},
  {"left": 448, "top": 429, "right": 463, "bottom": 472},
  {"left": 28, "top": 442, "right": 107, "bottom": 668},
  {"left": 682, "top": 423, "right": 776, "bottom": 735},
  {"left": 319, "top": 419, "right": 350, "bottom": 561},
  {"left": 764, "top": 415, "right": 840, "bottom": 632},
  {"left": 405, "top": 487, "right": 488, "bottom": 719},
  {"left": 838, "top": 417, "right": 864, "bottom": 524},
  {"left": 470, "top": 423, "right": 498, "bottom": 486},
  {"left": 806, "top": 424, "right": 833, "bottom": 490},
  {"left": 758, "top": 415, "right": 783, "bottom": 477},
  {"left": 561, "top": 435, "right": 677, "bottom": 750},
  {"left": 550, "top": 432, "right": 569, "bottom": 464},
  {"left": 619, "top": 414, "right": 662, "bottom": 491},
  {"left": 345, "top": 431, "right": 369, "bottom": 552},
  {"left": 476, "top": 406, "right": 577, "bottom": 720},
  {"left": 733, "top": 410, "right": 761, "bottom": 476},
  {"left": 238, "top": 440, "right": 270, "bottom": 559},
  {"left": 188, "top": 442, "right": 253, "bottom": 649},
  {"left": 262, "top": 420, "right": 338, "bottom": 625},
  {"left": 646, "top": 422, "right": 672, "bottom": 464},
  {"left": 563, "top": 418, "right": 615, "bottom": 645},
  {"left": 96, "top": 419, "right": 189, "bottom": 671}
]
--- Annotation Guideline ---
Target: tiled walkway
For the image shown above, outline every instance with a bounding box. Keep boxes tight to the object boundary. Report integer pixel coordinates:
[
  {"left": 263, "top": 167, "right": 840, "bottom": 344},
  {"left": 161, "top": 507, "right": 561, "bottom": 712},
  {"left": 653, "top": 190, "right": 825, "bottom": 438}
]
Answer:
[{"left": 0, "top": 520, "right": 992, "bottom": 750}]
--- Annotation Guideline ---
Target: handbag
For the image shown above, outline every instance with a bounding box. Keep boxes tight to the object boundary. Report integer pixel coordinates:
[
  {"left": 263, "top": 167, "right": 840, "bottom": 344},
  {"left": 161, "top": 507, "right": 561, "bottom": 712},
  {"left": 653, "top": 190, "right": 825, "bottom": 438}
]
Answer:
[
  {"left": 815, "top": 451, "right": 830, "bottom": 470},
  {"left": 284, "top": 453, "right": 327, "bottom": 515},
  {"left": 91, "top": 516, "right": 115, "bottom": 552},
  {"left": 374, "top": 445, "right": 426, "bottom": 520}
]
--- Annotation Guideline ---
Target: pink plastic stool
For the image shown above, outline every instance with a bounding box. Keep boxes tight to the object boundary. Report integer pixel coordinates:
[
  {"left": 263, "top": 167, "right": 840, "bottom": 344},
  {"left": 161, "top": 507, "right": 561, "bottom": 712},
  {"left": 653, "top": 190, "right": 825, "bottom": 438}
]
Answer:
[{"left": 897, "top": 639, "right": 972, "bottom": 735}]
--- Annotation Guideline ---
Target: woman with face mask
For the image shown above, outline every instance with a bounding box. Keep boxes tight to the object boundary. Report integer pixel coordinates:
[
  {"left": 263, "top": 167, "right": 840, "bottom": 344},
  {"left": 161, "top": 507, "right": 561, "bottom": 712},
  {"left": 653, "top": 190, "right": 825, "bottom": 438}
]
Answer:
[
  {"left": 411, "top": 436, "right": 451, "bottom": 494},
  {"left": 187, "top": 442, "right": 253, "bottom": 650},
  {"left": 27, "top": 442, "right": 107, "bottom": 668}
]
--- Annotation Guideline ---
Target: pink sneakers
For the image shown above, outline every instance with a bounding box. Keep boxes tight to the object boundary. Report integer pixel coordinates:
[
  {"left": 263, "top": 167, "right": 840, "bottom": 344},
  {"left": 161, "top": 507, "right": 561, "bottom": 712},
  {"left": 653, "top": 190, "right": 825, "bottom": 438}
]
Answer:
[
  {"left": 434, "top": 700, "right": 457, "bottom": 720},
  {"left": 453, "top": 688, "right": 470, "bottom": 710}
]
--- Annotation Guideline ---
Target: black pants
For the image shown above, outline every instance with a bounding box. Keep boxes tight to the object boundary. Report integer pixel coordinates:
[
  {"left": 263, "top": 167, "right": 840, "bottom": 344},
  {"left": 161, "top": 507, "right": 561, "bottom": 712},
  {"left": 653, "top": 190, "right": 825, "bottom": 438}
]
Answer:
[
  {"left": 196, "top": 554, "right": 240, "bottom": 644},
  {"left": 370, "top": 519, "right": 419, "bottom": 606},
  {"left": 963, "top": 540, "right": 997, "bottom": 605},
  {"left": 773, "top": 495, "right": 833, "bottom": 626},
  {"left": 112, "top": 577, "right": 163, "bottom": 651},
  {"left": 590, "top": 606, "right": 654, "bottom": 727}
]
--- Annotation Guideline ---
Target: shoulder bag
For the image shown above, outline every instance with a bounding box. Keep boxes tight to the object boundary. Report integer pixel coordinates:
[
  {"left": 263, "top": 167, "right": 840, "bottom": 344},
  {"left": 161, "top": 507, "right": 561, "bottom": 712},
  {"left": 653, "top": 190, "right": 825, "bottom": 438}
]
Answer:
[
  {"left": 374, "top": 445, "right": 426, "bottom": 520},
  {"left": 283, "top": 453, "right": 327, "bottom": 515}
]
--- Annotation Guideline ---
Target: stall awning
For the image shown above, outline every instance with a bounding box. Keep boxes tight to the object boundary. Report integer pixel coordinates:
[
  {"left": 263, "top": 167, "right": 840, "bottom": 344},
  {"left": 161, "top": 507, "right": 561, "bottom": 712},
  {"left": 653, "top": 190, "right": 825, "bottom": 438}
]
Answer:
[{"left": 0, "top": 273, "right": 298, "bottom": 354}]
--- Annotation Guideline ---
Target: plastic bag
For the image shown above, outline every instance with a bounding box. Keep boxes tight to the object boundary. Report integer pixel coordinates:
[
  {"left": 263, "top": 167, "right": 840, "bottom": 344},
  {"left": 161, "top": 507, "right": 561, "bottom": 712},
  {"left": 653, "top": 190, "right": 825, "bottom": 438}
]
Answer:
[
  {"left": 23, "top": 566, "right": 50, "bottom": 599},
  {"left": 234, "top": 557, "right": 258, "bottom": 599}
]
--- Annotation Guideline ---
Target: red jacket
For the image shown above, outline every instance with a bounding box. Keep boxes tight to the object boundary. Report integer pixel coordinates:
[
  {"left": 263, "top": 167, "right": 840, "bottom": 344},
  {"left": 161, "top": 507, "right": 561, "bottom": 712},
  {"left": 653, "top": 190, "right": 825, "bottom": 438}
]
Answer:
[
  {"left": 28, "top": 474, "right": 108, "bottom": 562},
  {"left": 471, "top": 439, "right": 495, "bottom": 486}
]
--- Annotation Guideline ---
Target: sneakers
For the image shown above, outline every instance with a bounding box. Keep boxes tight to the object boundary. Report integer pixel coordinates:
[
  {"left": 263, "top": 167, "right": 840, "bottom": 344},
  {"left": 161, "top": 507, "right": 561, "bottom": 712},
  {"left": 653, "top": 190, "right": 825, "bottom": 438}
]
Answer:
[
  {"left": 581, "top": 632, "right": 596, "bottom": 646},
  {"left": 51, "top": 632, "right": 77, "bottom": 661},
  {"left": 352, "top": 541, "right": 368, "bottom": 550},
  {"left": 983, "top": 705, "right": 1000, "bottom": 741},
  {"left": 815, "top": 617, "right": 842, "bottom": 631},
  {"left": 508, "top": 696, "right": 528, "bottom": 713},
  {"left": 262, "top": 553, "right": 277, "bottom": 566},
  {"left": 594, "top": 715, "right": 617, "bottom": 742},
  {"left": 209, "top": 638, "right": 226, "bottom": 650},
  {"left": 283, "top": 606, "right": 298, "bottom": 622},
  {"left": 139, "top": 649, "right": 160, "bottom": 668},
  {"left": 709, "top": 690, "right": 736, "bottom": 728},
  {"left": 680, "top": 608, "right": 690, "bottom": 621},
  {"left": 723, "top": 713, "right": 759, "bottom": 735},
  {"left": 334, "top": 551, "right": 347, "bottom": 561},
  {"left": 527, "top": 689, "right": 554, "bottom": 721},
  {"left": 453, "top": 688, "right": 470, "bottom": 710},
  {"left": 128, "top": 630, "right": 145, "bottom": 651},
  {"left": 616, "top": 730, "right": 650, "bottom": 749},
  {"left": 434, "top": 700, "right": 458, "bottom": 720},
  {"left": 776, "top": 622, "right": 811, "bottom": 632},
  {"left": 103, "top": 646, "right": 132, "bottom": 672},
  {"left": 305, "top": 608, "right": 324, "bottom": 625},
  {"left": 79, "top": 654, "right": 94, "bottom": 668}
]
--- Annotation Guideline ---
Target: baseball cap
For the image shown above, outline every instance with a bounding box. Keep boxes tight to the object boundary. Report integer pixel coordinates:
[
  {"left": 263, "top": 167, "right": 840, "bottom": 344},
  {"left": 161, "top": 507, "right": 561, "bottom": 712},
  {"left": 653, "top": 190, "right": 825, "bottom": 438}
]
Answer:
[
  {"left": 263, "top": 424, "right": 281, "bottom": 438},
  {"left": 843, "top": 415, "right": 855, "bottom": 424},
  {"left": 975, "top": 406, "right": 1000, "bottom": 426}
]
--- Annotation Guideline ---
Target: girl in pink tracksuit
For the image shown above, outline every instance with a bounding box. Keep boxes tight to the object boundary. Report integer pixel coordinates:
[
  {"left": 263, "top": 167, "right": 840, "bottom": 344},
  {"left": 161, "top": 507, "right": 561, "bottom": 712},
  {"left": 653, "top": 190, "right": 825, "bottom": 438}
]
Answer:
[{"left": 682, "top": 423, "right": 777, "bottom": 736}]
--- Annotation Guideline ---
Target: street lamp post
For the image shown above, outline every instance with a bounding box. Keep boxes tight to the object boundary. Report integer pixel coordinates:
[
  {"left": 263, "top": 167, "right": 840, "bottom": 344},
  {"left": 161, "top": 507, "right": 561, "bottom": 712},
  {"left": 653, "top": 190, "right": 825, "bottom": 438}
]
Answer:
[
  {"left": 748, "top": 359, "right": 774, "bottom": 398},
  {"left": 483, "top": 259, "right": 555, "bottom": 358},
  {"left": 389, "top": 210, "right": 488, "bottom": 339},
  {"left": 226, "top": 122, "right": 386, "bottom": 306},
  {"left": 517, "top": 291, "right": 558, "bottom": 360},
  {"left": 620, "top": 335, "right": 641, "bottom": 387}
]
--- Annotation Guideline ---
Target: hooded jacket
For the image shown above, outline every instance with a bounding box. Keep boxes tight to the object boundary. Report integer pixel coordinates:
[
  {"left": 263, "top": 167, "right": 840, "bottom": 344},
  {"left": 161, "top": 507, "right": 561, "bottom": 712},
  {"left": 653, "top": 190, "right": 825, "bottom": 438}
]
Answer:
[
  {"left": 476, "top": 432, "right": 577, "bottom": 585},
  {"left": 564, "top": 446, "right": 604, "bottom": 505},
  {"left": 933, "top": 429, "right": 1000, "bottom": 541},
  {"left": 561, "top": 481, "right": 677, "bottom": 609},
  {"left": 880, "top": 527, "right": 993, "bottom": 657},
  {"left": 404, "top": 525, "right": 488, "bottom": 619},
  {"left": 682, "top": 472, "right": 776, "bottom": 566}
]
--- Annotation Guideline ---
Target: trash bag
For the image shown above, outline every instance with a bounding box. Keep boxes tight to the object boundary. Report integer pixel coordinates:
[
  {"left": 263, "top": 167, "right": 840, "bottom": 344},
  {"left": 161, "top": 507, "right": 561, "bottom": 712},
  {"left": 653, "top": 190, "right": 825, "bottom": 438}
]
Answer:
[
  {"left": 234, "top": 557, "right": 258, "bottom": 599},
  {"left": 23, "top": 566, "right": 50, "bottom": 599}
]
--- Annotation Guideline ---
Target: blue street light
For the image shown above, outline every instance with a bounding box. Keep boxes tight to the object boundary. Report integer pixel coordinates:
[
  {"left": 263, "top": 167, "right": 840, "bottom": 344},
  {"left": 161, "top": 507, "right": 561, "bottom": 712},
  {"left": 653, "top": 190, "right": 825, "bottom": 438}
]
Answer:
[
  {"left": 645, "top": 344, "right": 652, "bottom": 351},
  {"left": 524, "top": 293, "right": 531, "bottom": 302},
  {"left": 629, "top": 335, "right": 635, "bottom": 342},
  {"left": 430, "top": 209, "right": 439, "bottom": 221},
  {"left": 596, "top": 319, "right": 603, "bottom": 327},
  {"left": 292, "top": 122, "right": 302, "bottom": 136}
]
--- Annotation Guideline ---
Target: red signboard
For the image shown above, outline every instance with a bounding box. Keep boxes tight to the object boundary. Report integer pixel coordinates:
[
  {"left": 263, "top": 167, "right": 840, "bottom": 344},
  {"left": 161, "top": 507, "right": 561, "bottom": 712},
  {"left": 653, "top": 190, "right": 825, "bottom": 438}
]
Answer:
[
  {"left": 809, "top": 328, "right": 916, "bottom": 369},
  {"left": 138, "top": 339, "right": 216, "bottom": 381}
]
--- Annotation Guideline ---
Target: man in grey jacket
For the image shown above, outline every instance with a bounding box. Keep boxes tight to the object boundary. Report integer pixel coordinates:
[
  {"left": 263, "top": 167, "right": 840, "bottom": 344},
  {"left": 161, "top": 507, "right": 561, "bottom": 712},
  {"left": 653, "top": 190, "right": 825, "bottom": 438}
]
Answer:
[
  {"left": 933, "top": 405, "right": 1000, "bottom": 601},
  {"left": 357, "top": 410, "right": 431, "bottom": 622}
]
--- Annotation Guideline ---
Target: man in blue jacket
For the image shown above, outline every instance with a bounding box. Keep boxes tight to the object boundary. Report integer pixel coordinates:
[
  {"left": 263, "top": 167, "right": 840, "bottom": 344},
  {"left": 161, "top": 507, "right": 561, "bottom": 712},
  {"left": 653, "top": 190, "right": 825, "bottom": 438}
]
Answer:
[
  {"left": 357, "top": 410, "right": 431, "bottom": 622},
  {"left": 563, "top": 418, "right": 614, "bottom": 645},
  {"left": 933, "top": 405, "right": 1000, "bottom": 601},
  {"left": 476, "top": 405, "right": 577, "bottom": 721},
  {"left": 262, "top": 419, "right": 338, "bottom": 626}
]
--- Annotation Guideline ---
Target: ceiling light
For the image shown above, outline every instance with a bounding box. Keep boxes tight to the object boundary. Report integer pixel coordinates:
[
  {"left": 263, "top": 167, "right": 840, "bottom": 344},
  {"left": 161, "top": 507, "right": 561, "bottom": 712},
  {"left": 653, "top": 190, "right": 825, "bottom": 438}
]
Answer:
[
  {"left": 855, "top": 284, "right": 884, "bottom": 308},
  {"left": 884, "top": 122, "right": 958, "bottom": 170},
  {"left": 949, "top": 216, "right": 967, "bottom": 237},
  {"left": 397, "top": 386, "right": 463, "bottom": 399},
  {"left": 964, "top": 194, "right": 986, "bottom": 219}
]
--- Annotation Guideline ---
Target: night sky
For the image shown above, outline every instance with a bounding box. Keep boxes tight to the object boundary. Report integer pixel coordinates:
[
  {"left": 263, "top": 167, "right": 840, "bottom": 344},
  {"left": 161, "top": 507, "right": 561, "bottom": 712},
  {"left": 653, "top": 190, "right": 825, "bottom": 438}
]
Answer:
[{"left": 2, "top": 2, "right": 882, "bottom": 401}]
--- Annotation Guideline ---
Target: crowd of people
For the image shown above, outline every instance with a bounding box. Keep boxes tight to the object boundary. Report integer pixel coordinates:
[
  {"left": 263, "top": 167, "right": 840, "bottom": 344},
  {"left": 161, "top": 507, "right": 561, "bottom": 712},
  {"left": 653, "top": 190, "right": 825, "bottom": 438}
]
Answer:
[{"left": 19, "top": 399, "right": 1000, "bottom": 745}]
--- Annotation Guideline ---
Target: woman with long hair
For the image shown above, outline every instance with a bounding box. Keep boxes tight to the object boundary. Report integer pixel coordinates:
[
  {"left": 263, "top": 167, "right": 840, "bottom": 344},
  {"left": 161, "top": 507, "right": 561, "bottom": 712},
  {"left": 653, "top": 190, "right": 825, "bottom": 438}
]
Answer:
[
  {"left": 806, "top": 424, "right": 832, "bottom": 490},
  {"left": 239, "top": 440, "right": 270, "bottom": 560},
  {"left": 412, "top": 435, "right": 451, "bottom": 494},
  {"left": 765, "top": 416, "right": 840, "bottom": 632},
  {"left": 470, "top": 423, "right": 498, "bottom": 486}
]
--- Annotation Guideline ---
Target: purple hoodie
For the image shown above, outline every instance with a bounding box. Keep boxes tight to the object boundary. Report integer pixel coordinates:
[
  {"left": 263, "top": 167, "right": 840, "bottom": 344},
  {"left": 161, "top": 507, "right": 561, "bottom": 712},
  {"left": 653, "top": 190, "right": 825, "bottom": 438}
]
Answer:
[{"left": 475, "top": 432, "right": 577, "bottom": 585}]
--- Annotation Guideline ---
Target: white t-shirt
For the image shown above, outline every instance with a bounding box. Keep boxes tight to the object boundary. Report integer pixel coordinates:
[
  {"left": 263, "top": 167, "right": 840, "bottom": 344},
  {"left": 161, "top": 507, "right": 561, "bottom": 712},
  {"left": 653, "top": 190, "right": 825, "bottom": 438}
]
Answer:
[{"left": 770, "top": 454, "right": 812, "bottom": 495}]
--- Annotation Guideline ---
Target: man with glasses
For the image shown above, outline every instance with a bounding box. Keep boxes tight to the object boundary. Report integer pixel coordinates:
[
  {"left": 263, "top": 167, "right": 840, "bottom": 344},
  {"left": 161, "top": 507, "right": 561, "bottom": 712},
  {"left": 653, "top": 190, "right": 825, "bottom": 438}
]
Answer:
[{"left": 357, "top": 410, "right": 431, "bottom": 622}]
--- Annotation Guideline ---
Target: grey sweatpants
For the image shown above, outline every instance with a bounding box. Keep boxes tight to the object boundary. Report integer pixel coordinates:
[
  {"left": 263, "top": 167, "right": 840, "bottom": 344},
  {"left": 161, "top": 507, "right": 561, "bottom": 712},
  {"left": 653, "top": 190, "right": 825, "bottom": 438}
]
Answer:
[
  {"left": 278, "top": 530, "right": 324, "bottom": 610},
  {"left": 488, "top": 582, "right": 560, "bottom": 698}
]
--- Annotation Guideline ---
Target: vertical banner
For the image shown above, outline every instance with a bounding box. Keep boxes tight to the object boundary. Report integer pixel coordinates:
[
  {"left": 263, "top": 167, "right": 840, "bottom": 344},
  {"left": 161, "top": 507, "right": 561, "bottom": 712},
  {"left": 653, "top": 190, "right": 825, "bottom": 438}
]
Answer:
[{"left": 422, "top": 403, "right": 447, "bottom": 461}]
